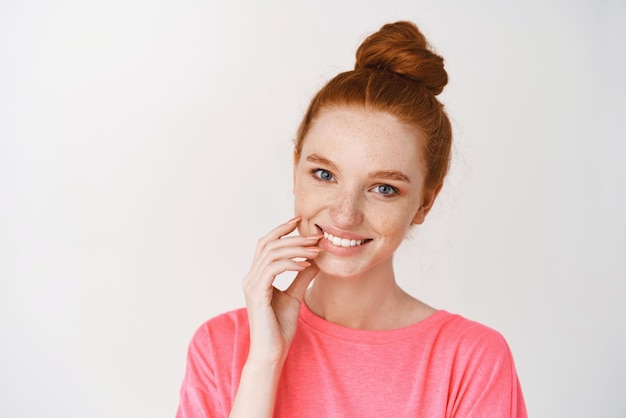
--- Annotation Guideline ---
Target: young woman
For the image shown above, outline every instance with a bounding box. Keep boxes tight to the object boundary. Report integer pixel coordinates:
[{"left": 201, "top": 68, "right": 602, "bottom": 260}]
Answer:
[{"left": 177, "top": 21, "right": 527, "bottom": 417}]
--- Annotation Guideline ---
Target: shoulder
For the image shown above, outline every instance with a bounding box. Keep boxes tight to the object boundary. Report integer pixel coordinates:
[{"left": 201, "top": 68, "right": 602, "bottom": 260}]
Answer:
[
  {"left": 187, "top": 308, "right": 250, "bottom": 356},
  {"left": 429, "top": 312, "right": 527, "bottom": 416},
  {"left": 199, "top": 307, "right": 249, "bottom": 333},
  {"left": 434, "top": 311, "right": 512, "bottom": 352},
  {"left": 178, "top": 309, "right": 251, "bottom": 415},
  {"left": 425, "top": 310, "right": 517, "bottom": 374}
]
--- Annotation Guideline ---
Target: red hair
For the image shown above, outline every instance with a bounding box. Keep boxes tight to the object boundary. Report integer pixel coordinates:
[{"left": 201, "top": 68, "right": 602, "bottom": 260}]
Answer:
[{"left": 295, "top": 21, "right": 452, "bottom": 192}]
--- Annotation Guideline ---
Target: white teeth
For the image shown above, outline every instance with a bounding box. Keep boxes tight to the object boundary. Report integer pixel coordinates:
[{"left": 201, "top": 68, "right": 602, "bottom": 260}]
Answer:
[{"left": 323, "top": 231, "right": 366, "bottom": 248}]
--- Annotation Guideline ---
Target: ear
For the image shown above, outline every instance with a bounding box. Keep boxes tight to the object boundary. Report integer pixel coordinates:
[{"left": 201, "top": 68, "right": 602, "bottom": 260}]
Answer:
[{"left": 411, "top": 184, "right": 442, "bottom": 225}]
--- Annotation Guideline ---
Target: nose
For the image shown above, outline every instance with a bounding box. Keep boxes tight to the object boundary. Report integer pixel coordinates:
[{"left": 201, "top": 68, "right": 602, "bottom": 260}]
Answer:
[{"left": 329, "top": 190, "right": 363, "bottom": 227}]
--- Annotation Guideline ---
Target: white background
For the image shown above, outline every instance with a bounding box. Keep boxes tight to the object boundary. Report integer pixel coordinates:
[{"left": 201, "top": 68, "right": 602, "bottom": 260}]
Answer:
[{"left": 1, "top": 0, "right": 625, "bottom": 417}]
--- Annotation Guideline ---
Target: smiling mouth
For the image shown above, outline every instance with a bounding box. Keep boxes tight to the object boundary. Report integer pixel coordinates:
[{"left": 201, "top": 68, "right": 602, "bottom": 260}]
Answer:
[{"left": 317, "top": 226, "right": 372, "bottom": 248}]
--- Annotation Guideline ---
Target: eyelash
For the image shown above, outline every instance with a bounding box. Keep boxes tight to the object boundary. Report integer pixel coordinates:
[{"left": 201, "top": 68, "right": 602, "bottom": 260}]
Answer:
[
  {"left": 373, "top": 184, "right": 399, "bottom": 196},
  {"left": 312, "top": 168, "right": 334, "bottom": 182},
  {"left": 311, "top": 169, "right": 399, "bottom": 197}
]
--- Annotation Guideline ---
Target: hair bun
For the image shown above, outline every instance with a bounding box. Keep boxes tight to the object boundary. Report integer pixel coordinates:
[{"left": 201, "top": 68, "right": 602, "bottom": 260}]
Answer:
[{"left": 355, "top": 21, "right": 448, "bottom": 95}]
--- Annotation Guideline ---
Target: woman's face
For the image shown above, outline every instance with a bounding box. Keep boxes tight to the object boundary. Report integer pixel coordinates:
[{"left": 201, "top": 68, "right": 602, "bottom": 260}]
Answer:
[{"left": 293, "top": 106, "right": 437, "bottom": 279}]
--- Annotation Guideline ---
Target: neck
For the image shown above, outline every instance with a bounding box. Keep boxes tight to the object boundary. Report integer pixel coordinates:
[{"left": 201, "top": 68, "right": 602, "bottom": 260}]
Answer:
[{"left": 304, "top": 262, "right": 432, "bottom": 330}]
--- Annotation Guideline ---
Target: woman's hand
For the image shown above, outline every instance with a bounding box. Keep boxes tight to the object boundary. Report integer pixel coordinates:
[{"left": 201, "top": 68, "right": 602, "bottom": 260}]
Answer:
[
  {"left": 229, "top": 217, "right": 322, "bottom": 418},
  {"left": 242, "top": 216, "right": 322, "bottom": 365}
]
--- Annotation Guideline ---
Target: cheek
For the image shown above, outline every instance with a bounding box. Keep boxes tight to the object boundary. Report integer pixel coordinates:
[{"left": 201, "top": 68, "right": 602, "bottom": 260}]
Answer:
[
  {"left": 370, "top": 203, "right": 418, "bottom": 233},
  {"left": 293, "top": 182, "right": 316, "bottom": 216},
  {"left": 376, "top": 214, "right": 406, "bottom": 233},
  {"left": 293, "top": 183, "right": 326, "bottom": 236}
]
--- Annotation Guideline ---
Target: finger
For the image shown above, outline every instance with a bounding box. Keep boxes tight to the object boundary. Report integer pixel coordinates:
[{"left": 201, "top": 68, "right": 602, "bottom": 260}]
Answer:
[
  {"left": 244, "top": 259, "right": 311, "bottom": 293},
  {"left": 262, "top": 245, "right": 322, "bottom": 265},
  {"left": 248, "top": 235, "right": 321, "bottom": 282},
  {"left": 245, "top": 242, "right": 320, "bottom": 283},
  {"left": 254, "top": 217, "right": 302, "bottom": 257},
  {"left": 254, "top": 236, "right": 322, "bottom": 267},
  {"left": 285, "top": 262, "right": 320, "bottom": 302}
]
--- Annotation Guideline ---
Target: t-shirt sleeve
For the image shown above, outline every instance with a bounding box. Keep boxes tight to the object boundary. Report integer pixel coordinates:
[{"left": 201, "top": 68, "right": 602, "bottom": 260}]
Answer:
[
  {"left": 175, "top": 323, "right": 226, "bottom": 418},
  {"left": 449, "top": 325, "right": 527, "bottom": 418}
]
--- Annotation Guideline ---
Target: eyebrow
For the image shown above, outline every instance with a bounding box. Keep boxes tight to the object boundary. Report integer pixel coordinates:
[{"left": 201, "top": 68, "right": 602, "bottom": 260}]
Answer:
[
  {"left": 368, "top": 170, "right": 411, "bottom": 183},
  {"left": 306, "top": 153, "right": 411, "bottom": 183},
  {"left": 306, "top": 154, "right": 340, "bottom": 172}
]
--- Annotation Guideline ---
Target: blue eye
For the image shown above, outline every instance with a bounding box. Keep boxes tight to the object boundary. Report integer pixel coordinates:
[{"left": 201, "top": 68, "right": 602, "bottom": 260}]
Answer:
[
  {"left": 374, "top": 184, "right": 398, "bottom": 196},
  {"left": 313, "top": 169, "right": 334, "bottom": 181}
]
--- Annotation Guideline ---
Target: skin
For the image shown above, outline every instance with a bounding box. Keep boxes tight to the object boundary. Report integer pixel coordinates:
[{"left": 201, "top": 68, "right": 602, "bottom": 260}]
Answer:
[
  {"left": 229, "top": 105, "right": 440, "bottom": 418},
  {"left": 294, "top": 106, "right": 439, "bottom": 329}
]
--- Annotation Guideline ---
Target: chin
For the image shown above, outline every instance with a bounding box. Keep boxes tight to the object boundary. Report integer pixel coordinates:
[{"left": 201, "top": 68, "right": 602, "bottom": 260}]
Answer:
[{"left": 314, "top": 256, "right": 371, "bottom": 280}]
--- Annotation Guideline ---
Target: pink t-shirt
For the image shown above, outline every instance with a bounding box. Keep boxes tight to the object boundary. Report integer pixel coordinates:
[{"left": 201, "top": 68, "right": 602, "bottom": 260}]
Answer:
[{"left": 177, "top": 303, "right": 527, "bottom": 417}]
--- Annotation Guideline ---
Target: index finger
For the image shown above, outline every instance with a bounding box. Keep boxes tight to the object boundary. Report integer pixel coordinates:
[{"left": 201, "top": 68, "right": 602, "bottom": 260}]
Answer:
[{"left": 254, "top": 216, "right": 302, "bottom": 256}]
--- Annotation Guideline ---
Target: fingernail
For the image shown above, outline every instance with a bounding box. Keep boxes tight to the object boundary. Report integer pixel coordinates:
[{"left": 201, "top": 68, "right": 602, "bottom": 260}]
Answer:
[
  {"left": 286, "top": 216, "right": 301, "bottom": 224},
  {"left": 296, "top": 261, "right": 311, "bottom": 267},
  {"left": 306, "top": 247, "right": 323, "bottom": 253},
  {"left": 306, "top": 234, "right": 323, "bottom": 240}
]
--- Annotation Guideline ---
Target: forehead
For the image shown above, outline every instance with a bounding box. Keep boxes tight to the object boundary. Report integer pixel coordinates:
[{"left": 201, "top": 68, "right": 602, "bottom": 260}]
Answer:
[{"left": 301, "top": 106, "right": 424, "bottom": 173}]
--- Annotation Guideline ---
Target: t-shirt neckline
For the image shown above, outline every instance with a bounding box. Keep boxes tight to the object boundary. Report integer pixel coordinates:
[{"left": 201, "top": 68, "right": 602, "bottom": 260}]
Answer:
[{"left": 298, "top": 301, "right": 450, "bottom": 344}]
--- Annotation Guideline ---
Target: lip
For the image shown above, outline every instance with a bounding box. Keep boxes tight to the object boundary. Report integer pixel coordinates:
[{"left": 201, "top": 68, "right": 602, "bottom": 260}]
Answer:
[
  {"left": 313, "top": 224, "right": 373, "bottom": 256},
  {"left": 315, "top": 224, "right": 371, "bottom": 241}
]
